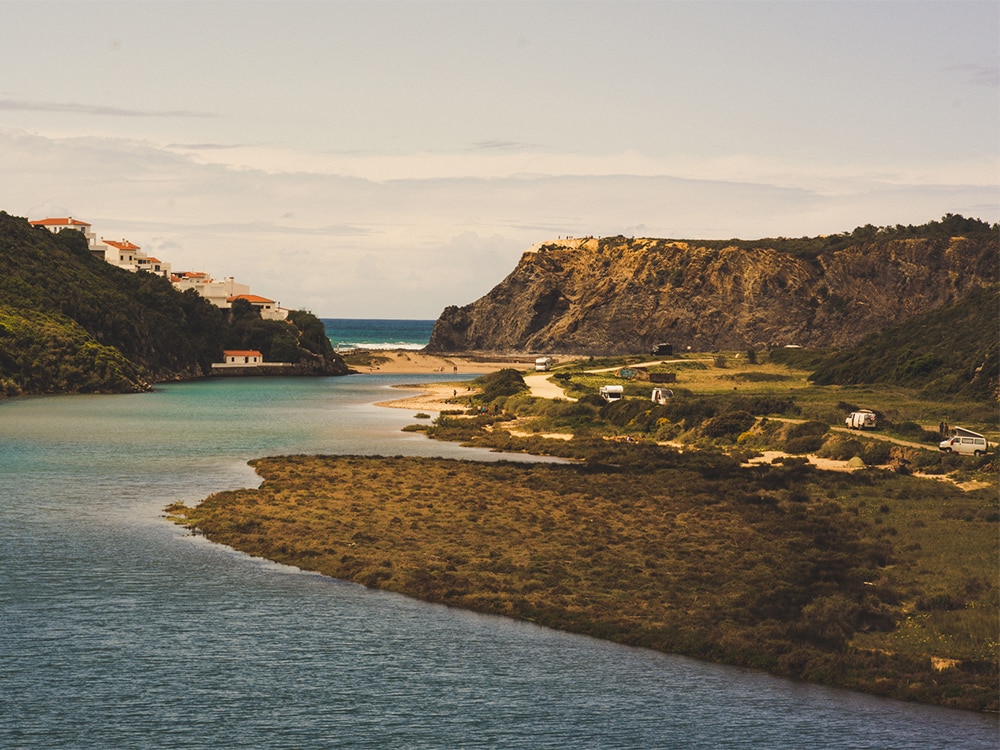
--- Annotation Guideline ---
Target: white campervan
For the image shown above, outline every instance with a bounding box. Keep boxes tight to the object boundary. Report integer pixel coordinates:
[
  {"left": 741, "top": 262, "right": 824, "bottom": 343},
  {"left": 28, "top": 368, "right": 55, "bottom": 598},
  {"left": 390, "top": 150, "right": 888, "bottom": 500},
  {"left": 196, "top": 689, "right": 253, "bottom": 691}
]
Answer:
[
  {"left": 939, "top": 428, "right": 990, "bottom": 457},
  {"left": 651, "top": 387, "right": 674, "bottom": 405},
  {"left": 599, "top": 385, "right": 624, "bottom": 402},
  {"left": 844, "top": 410, "right": 877, "bottom": 430}
]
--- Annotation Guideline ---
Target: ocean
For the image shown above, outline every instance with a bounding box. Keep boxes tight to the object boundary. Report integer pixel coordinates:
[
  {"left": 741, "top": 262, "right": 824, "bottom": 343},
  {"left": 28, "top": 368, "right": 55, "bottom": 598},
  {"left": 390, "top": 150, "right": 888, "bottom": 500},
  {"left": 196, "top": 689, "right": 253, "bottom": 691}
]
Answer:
[{"left": 323, "top": 318, "right": 435, "bottom": 351}]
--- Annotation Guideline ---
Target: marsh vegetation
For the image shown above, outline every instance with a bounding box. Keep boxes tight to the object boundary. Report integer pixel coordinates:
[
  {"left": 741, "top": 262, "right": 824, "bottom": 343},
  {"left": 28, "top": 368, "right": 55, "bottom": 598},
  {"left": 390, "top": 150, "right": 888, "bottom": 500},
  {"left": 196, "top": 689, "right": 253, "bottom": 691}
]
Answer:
[{"left": 169, "top": 352, "right": 998, "bottom": 711}]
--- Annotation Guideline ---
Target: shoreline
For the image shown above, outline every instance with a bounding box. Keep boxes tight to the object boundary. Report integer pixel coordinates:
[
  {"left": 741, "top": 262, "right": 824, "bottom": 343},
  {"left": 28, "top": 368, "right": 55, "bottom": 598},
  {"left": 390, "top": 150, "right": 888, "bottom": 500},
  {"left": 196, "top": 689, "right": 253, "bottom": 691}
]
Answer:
[
  {"left": 168, "top": 451, "right": 999, "bottom": 713},
  {"left": 167, "top": 349, "right": 998, "bottom": 712},
  {"left": 357, "top": 350, "right": 536, "bottom": 412}
]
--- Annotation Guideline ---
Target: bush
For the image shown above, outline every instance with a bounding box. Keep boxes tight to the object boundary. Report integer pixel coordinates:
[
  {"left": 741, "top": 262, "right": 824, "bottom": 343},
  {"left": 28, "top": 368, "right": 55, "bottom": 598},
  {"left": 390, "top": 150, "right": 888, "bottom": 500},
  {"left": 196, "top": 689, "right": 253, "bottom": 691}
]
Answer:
[
  {"left": 785, "top": 435, "right": 827, "bottom": 454},
  {"left": 818, "top": 436, "right": 865, "bottom": 461},
  {"left": 475, "top": 368, "right": 528, "bottom": 402},
  {"left": 860, "top": 441, "right": 892, "bottom": 466},
  {"left": 787, "top": 420, "right": 829, "bottom": 439},
  {"left": 702, "top": 411, "right": 756, "bottom": 440}
]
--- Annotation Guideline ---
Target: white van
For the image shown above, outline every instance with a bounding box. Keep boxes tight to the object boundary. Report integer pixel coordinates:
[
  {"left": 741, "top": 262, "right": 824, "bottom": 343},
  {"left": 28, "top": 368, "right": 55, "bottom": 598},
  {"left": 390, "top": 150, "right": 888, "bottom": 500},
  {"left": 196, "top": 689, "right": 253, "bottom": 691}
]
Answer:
[
  {"left": 651, "top": 387, "right": 674, "bottom": 405},
  {"left": 845, "top": 410, "right": 877, "bottom": 429},
  {"left": 939, "top": 429, "right": 990, "bottom": 457},
  {"left": 534, "top": 357, "right": 553, "bottom": 372},
  {"left": 599, "top": 385, "right": 624, "bottom": 402}
]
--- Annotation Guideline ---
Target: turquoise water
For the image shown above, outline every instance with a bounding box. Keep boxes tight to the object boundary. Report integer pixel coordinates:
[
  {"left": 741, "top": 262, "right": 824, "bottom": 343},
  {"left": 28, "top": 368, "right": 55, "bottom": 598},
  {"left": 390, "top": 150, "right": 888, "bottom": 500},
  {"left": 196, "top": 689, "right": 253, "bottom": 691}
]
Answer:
[
  {"left": 323, "top": 318, "right": 435, "bottom": 350},
  {"left": 1, "top": 375, "right": 997, "bottom": 748}
]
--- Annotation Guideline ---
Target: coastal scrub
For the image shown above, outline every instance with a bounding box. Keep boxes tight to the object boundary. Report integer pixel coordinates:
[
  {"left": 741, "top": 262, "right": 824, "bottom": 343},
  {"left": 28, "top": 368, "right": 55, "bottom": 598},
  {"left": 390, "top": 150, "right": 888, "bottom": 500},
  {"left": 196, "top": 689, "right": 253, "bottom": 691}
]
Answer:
[{"left": 168, "top": 449, "right": 998, "bottom": 712}]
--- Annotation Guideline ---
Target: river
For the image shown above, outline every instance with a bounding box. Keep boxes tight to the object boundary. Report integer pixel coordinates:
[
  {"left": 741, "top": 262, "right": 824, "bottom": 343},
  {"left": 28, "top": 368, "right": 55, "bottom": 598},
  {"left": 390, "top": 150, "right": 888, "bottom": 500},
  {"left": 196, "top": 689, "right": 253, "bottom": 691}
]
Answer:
[{"left": 1, "top": 376, "right": 996, "bottom": 748}]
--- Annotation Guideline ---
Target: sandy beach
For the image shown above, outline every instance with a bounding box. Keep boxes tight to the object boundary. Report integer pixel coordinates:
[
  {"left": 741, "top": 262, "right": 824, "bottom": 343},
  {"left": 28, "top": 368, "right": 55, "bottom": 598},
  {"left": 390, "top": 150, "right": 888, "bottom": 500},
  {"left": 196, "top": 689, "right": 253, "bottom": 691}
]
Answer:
[
  {"left": 353, "top": 349, "right": 532, "bottom": 375},
  {"left": 362, "top": 350, "right": 533, "bottom": 411}
]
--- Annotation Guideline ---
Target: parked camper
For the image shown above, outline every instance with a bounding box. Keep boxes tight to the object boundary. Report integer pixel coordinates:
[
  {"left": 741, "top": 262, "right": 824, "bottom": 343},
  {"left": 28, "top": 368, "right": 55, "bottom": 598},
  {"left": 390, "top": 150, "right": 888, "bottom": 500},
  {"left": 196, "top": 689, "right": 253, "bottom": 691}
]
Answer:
[
  {"left": 651, "top": 387, "right": 674, "bottom": 405},
  {"left": 939, "top": 428, "right": 989, "bottom": 456},
  {"left": 599, "top": 385, "right": 624, "bottom": 402},
  {"left": 534, "top": 357, "right": 553, "bottom": 372},
  {"left": 844, "top": 410, "right": 877, "bottom": 430}
]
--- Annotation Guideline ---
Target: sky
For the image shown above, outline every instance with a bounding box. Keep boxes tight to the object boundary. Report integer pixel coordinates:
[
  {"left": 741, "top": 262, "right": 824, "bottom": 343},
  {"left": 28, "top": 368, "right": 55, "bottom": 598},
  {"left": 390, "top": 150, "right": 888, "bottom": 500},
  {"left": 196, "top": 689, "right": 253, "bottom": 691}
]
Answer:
[{"left": 2, "top": 1, "right": 997, "bottom": 319}]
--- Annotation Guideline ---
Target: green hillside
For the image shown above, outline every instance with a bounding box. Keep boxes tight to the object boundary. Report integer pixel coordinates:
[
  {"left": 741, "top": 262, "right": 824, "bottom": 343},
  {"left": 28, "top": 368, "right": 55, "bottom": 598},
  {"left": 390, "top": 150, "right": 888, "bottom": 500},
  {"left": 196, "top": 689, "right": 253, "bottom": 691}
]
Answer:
[
  {"left": 804, "top": 284, "right": 999, "bottom": 401},
  {"left": 0, "top": 212, "right": 347, "bottom": 396}
]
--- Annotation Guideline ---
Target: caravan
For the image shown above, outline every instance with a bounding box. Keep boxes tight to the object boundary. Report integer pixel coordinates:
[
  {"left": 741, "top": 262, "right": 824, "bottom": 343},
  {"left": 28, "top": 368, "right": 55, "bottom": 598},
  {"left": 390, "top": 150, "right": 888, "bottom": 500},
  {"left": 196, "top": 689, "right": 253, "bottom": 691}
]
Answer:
[
  {"left": 599, "top": 385, "right": 624, "bottom": 403},
  {"left": 651, "top": 387, "right": 674, "bottom": 405},
  {"left": 844, "top": 410, "right": 877, "bottom": 430}
]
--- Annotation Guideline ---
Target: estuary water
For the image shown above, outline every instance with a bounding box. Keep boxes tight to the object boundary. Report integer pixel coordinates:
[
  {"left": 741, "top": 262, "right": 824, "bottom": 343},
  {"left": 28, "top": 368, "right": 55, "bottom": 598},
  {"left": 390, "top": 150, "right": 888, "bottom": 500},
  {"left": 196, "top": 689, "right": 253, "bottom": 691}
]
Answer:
[{"left": 1, "top": 375, "right": 996, "bottom": 749}]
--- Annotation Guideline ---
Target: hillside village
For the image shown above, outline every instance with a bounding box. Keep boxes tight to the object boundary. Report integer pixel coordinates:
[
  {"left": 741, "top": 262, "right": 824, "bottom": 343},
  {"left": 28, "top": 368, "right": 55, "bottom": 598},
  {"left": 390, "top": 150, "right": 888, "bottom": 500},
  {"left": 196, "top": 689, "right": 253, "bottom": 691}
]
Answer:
[{"left": 29, "top": 216, "right": 287, "bottom": 321}]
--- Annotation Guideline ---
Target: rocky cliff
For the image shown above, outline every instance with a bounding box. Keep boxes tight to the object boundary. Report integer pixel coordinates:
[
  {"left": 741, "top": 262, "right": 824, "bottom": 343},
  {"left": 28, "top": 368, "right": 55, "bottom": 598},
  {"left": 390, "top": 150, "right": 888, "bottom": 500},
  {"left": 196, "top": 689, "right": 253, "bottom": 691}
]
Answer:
[{"left": 427, "top": 224, "right": 998, "bottom": 354}]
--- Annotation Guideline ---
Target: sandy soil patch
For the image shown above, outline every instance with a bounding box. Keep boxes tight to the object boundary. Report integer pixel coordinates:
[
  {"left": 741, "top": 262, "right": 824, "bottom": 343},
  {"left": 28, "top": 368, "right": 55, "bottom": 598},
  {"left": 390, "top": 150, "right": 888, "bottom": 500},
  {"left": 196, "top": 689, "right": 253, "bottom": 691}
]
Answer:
[
  {"left": 352, "top": 350, "right": 531, "bottom": 375},
  {"left": 374, "top": 382, "right": 474, "bottom": 412},
  {"left": 743, "top": 450, "right": 861, "bottom": 473},
  {"left": 507, "top": 427, "right": 575, "bottom": 441},
  {"left": 911, "top": 473, "right": 992, "bottom": 492}
]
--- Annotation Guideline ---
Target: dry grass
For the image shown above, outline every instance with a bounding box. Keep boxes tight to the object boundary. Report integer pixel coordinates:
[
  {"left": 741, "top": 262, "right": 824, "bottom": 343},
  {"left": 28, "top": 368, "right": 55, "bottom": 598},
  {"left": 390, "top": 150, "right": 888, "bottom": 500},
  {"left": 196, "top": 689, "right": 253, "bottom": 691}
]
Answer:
[{"left": 168, "top": 450, "right": 998, "bottom": 712}]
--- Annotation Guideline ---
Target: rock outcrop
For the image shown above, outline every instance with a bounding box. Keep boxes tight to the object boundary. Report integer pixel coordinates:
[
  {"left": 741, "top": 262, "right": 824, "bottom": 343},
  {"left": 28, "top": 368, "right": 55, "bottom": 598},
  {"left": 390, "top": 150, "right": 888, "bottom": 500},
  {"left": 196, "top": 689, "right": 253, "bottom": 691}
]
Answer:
[{"left": 427, "top": 231, "right": 998, "bottom": 354}]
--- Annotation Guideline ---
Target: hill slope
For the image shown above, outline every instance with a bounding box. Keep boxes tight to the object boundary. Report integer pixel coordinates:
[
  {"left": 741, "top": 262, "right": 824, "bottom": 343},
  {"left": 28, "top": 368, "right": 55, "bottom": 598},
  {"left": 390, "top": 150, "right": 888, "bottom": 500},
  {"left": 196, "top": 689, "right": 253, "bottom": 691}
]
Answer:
[
  {"left": 803, "top": 283, "right": 1000, "bottom": 401},
  {"left": 0, "top": 212, "right": 348, "bottom": 396},
  {"left": 426, "top": 217, "right": 998, "bottom": 356}
]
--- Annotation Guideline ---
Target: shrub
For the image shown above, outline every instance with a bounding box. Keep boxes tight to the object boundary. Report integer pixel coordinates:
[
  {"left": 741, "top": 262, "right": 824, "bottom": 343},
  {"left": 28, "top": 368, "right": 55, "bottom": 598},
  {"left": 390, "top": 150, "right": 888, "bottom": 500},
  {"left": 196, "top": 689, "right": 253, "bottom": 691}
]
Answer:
[
  {"left": 702, "top": 411, "right": 756, "bottom": 440},
  {"left": 818, "top": 436, "right": 866, "bottom": 461},
  {"left": 785, "top": 435, "right": 827, "bottom": 454},
  {"left": 860, "top": 441, "right": 892, "bottom": 466},
  {"left": 475, "top": 368, "right": 528, "bottom": 402}
]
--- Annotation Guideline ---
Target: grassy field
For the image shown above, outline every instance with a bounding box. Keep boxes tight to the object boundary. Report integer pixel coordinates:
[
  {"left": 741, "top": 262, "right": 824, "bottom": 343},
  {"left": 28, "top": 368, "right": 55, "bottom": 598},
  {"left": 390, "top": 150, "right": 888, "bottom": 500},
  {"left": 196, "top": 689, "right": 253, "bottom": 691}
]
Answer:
[{"left": 167, "top": 353, "right": 998, "bottom": 712}]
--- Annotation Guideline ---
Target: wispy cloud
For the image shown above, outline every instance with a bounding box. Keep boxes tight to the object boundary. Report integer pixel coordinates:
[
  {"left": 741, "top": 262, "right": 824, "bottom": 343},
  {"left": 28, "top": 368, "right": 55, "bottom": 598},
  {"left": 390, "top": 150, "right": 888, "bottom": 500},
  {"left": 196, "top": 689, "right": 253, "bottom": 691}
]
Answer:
[
  {"left": 167, "top": 142, "right": 241, "bottom": 150},
  {"left": 0, "top": 98, "right": 214, "bottom": 118},
  {"left": 949, "top": 63, "right": 1000, "bottom": 88},
  {"left": 469, "top": 140, "right": 541, "bottom": 152}
]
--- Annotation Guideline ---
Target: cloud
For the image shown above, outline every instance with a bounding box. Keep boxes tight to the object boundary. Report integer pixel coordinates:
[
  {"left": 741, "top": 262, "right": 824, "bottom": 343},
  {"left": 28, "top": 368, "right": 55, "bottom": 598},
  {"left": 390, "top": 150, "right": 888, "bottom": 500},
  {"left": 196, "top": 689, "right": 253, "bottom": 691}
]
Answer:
[
  {"left": 0, "top": 98, "right": 213, "bottom": 118},
  {"left": 167, "top": 143, "right": 242, "bottom": 150},
  {"left": 468, "top": 140, "right": 541, "bottom": 152},
  {"left": 949, "top": 63, "right": 1000, "bottom": 88},
  {"left": 1, "top": 127, "right": 996, "bottom": 318}
]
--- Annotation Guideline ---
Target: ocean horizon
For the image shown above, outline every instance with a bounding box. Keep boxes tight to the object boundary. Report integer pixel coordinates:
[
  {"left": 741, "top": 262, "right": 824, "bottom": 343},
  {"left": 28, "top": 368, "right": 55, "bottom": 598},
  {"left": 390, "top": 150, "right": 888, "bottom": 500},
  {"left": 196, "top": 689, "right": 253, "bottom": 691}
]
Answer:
[{"left": 322, "top": 317, "right": 435, "bottom": 351}]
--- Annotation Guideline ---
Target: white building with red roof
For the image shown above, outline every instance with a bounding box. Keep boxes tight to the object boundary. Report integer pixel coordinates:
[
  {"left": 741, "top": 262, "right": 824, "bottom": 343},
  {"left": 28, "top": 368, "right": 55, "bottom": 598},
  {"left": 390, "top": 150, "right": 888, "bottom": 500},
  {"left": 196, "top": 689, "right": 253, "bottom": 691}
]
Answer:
[
  {"left": 227, "top": 293, "right": 288, "bottom": 320},
  {"left": 222, "top": 349, "right": 263, "bottom": 365},
  {"left": 211, "top": 349, "right": 293, "bottom": 371},
  {"left": 30, "top": 216, "right": 171, "bottom": 277},
  {"left": 31, "top": 215, "right": 284, "bottom": 314},
  {"left": 172, "top": 273, "right": 251, "bottom": 308},
  {"left": 31, "top": 216, "right": 101, "bottom": 254}
]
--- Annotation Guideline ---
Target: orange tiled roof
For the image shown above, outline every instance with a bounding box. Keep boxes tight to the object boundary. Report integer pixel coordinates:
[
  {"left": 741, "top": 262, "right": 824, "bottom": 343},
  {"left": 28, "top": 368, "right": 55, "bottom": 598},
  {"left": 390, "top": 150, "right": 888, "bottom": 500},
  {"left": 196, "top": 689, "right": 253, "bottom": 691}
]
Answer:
[
  {"left": 228, "top": 294, "right": 275, "bottom": 304},
  {"left": 103, "top": 238, "right": 141, "bottom": 250},
  {"left": 30, "top": 217, "right": 91, "bottom": 227},
  {"left": 223, "top": 350, "right": 263, "bottom": 358}
]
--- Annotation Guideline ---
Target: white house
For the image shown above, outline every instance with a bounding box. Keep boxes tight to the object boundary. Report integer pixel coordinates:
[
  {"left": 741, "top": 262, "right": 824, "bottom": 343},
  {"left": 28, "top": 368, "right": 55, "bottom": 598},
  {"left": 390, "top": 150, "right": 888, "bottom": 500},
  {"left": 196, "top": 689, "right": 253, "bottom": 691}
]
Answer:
[
  {"left": 221, "top": 349, "right": 263, "bottom": 365},
  {"left": 172, "top": 273, "right": 252, "bottom": 308},
  {"left": 211, "top": 349, "right": 292, "bottom": 370},
  {"left": 31, "top": 215, "right": 281, "bottom": 312},
  {"left": 30, "top": 216, "right": 96, "bottom": 241},
  {"left": 31, "top": 217, "right": 103, "bottom": 259},
  {"left": 99, "top": 238, "right": 171, "bottom": 277},
  {"left": 227, "top": 293, "right": 289, "bottom": 321}
]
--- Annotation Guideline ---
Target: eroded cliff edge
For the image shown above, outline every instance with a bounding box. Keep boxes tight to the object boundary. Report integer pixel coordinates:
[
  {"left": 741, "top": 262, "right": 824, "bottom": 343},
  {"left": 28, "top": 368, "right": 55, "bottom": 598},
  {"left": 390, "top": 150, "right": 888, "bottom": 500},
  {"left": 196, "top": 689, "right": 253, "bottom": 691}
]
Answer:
[{"left": 427, "top": 226, "right": 998, "bottom": 355}]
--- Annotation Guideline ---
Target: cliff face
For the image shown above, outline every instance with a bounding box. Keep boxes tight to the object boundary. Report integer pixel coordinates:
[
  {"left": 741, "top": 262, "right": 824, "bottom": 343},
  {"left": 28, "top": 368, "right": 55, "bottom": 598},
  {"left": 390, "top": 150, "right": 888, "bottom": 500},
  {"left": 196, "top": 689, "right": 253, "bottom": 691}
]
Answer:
[{"left": 427, "top": 233, "right": 998, "bottom": 354}]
